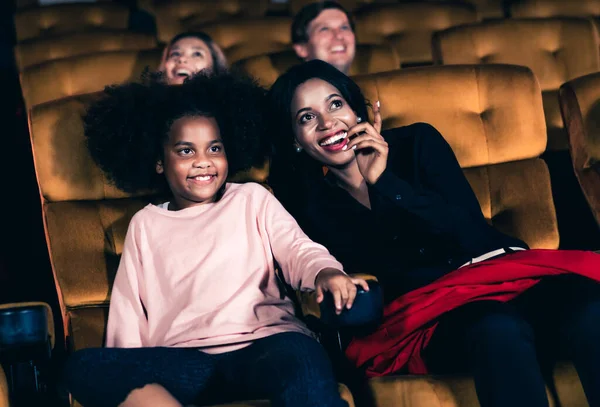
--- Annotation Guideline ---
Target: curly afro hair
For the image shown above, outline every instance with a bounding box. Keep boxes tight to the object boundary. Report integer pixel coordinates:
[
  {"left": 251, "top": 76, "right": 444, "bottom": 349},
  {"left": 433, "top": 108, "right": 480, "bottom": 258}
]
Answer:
[{"left": 84, "top": 71, "right": 268, "bottom": 194}]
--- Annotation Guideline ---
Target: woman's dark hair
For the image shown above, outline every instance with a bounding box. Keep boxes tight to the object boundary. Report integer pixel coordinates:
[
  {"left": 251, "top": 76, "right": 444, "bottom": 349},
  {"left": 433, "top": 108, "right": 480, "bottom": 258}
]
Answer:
[
  {"left": 84, "top": 71, "right": 267, "bottom": 194},
  {"left": 291, "top": 1, "right": 355, "bottom": 44},
  {"left": 267, "top": 59, "right": 369, "bottom": 217},
  {"left": 165, "top": 31, "right": 228, "bottom": 74}
]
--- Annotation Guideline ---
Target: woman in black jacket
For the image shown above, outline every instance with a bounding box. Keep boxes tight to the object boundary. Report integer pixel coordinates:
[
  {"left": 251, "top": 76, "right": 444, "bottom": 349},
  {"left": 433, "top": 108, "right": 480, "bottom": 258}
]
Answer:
[{"left": 267, "top": 60, "right": 600, "bottom": 407}]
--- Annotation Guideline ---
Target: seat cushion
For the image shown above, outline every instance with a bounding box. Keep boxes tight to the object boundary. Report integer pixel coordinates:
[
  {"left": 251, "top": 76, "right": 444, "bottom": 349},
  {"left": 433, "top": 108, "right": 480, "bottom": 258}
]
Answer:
[{"left": 364, "top": 361, "right": 585, "bottom": 407}]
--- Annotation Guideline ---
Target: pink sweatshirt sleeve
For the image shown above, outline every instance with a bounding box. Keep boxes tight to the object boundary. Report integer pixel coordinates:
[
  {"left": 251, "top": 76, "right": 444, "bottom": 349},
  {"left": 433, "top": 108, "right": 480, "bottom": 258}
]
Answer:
[
  {"left": 105, "top": 217, "right": 148, "bottom": 348},
  {"left": 258, "top": 185, "right": 344, "bottom": 291}
]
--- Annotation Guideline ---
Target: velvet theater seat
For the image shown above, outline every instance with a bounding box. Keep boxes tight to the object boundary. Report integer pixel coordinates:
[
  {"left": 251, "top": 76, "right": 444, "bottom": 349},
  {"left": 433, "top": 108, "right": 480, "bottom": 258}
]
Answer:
[
  {"left": 19, "top": 49, "right": 162, "bottom": 111},
  {"left": 236, "top": 44, "right": 400, "bottom": 88},
  {"left": 348, "top": 64, "right": 587, "bottom": 406},
  {"left": 14, "top": 31, "right": 158, "bottom": 71},
  {"left": 560, "top": 71, "right": 600, "bottom": 228},
  {"left": 354, "top": 2, "right": 478, "bottom": 67},
  {"left": 14, "top": 3, "right": 130, "bottom": 42}
]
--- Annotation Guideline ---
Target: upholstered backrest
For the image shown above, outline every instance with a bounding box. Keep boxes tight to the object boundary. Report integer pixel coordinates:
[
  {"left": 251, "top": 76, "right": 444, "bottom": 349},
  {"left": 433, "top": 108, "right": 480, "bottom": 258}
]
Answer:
[
  {"left": 14, "top": 3, "right": 129, "bottom": 42},
  {"left": 511, "top": 0, "right": 600, "bottom": 18},
  {"left": 353, "top": 64, "right": 558, "bottom": 249},
  {"left": 20, "top": 49, "right": 162, "bottom": 110},
  {"left": 15, "top": 31, "right": 158, "bottom": 71},
  {"left": 288, "top": 0, "right": 396, "bottom": 14},
  {"left": 354, "top": 2, "right": 477, "bottom": 66},
  {"left": 559, "top": 71, "right": 600, "bottom": 226},
  {"left": 433, "top": 18, "right": 600, "bottom": 151},
  {"left": 236, "top": 44, "right": 400, "bottom": 88},
  {"left": 197, "top": 17, "right": 293, "bottom": 64},
  {"left": 153, "top": 0, "right": 269, "bottom": 43},
  {"left": 465, "top": 0, "right": 506, "bottom": 19}
]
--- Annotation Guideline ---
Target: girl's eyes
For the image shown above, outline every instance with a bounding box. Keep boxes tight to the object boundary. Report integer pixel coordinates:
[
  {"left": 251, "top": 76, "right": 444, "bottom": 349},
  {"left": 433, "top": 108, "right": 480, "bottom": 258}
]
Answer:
[
  {"left": 209, "top": 145, "right": 223, "bottom": 153},
  {"left": 299, "top": 113, "right": 315, "bottom": 125},
  {"left": 178, "top": 148, "right": 193, "bottom": 156},
  {"left": 168, "top": 51, "right": 180, "bottom": 59},
  {"left": 192, "top": 51, "right": 204, "bottom": 58}
]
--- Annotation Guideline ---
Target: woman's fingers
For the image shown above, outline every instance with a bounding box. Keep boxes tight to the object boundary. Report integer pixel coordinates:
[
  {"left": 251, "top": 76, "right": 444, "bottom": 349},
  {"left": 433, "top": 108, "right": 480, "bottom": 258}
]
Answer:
[
  {"left": 344, "top": 135, "right": 387, "bottom": 152},
  {"left": 373, "top": 100, "right": 382, "bottom": 134}
]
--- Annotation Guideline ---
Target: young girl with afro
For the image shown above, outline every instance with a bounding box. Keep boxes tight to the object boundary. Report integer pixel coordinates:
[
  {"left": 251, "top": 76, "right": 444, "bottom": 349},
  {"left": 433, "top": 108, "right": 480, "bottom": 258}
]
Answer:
[{"left": 63, "top": 72, "right": 367, "bottom": 407}]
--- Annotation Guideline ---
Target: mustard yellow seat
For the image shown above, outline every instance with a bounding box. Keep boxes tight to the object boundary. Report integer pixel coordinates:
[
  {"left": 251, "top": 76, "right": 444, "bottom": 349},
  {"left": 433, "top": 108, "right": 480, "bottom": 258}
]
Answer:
[
  {"left": 27, "top": 92, "right": 355, "bottom": 406},
  {"left": 14, "top": 31, "right": 158, "bottom": 72},
  {"left": 349, "top": 64, "right": 586, "bottom": 407},
  {"left": 560, "top": 71, "right": 600, "bottom": 228},
  {"left": 14, "top": 3, "right": 130, "bottom": 42},
  {"left": 288, "top": 0, "right": 396, "bottom": 14},
  {"left": 236, "top": 44, "right": 400, "bottom": 88},
  {"left": 511, "top": 0, "right": 600, "bottom": 19},
  {"left": 0, "top": 366, "right": 8, "bottom": 407},
  {"left": 193, "top": 17, "right": 293, "bottom": 65},
  {"left": 354, "top": 2, "right": 478, "bottom": 67},
  {"left": 19, "top": 49, "right": 162, "bottom": 111},
  {"left": 148, "top": 0, "right": 270, "bottom": 44},
  {"left": 433, "top": 17, "right": 600, "bottom": 152}
]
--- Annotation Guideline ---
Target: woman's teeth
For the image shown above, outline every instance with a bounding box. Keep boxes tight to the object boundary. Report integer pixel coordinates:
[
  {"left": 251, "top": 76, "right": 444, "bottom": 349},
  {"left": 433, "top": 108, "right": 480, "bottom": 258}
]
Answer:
[
  {"left": 194, "top": 175, "right": 213, "bottom": 181},
  {"left": 319, "top": 132, "right": 347, "bottom": 146}
]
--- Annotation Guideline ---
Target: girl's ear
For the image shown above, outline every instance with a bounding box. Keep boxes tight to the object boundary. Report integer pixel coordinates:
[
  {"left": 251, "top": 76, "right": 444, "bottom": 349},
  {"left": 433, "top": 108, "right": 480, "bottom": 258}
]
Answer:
[{"left": 156, "top": 160, "right": 164, "bottom": 174}]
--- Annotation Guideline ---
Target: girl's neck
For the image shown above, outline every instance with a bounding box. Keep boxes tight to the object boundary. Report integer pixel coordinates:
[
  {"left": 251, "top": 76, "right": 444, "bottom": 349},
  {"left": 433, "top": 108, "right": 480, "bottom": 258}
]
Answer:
[{"left": 328, "top": 159, "right": 371, "bottom": 209}]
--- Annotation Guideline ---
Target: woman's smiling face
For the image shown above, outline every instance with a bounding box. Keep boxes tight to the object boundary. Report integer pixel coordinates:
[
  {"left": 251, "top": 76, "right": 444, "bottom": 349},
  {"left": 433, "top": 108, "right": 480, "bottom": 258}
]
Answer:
[{"left": 291, "top": 78, "right": 359, "bottom": 167}]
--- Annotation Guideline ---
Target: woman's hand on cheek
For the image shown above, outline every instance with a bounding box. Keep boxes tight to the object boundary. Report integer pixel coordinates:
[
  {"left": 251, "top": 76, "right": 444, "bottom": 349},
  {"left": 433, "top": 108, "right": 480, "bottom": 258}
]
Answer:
[
  {"left": 343, "top": 101, "right": 388, "bottom": 185},
  {"left": 315, "top": 268, "right": 370, "bottom": 315}
]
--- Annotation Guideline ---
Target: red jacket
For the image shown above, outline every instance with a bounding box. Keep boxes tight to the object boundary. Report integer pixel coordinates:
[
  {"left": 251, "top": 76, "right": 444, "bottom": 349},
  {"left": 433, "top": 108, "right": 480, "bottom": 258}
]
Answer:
[{"left": 345, "top": 249, "right": 600, "bottom": 377}]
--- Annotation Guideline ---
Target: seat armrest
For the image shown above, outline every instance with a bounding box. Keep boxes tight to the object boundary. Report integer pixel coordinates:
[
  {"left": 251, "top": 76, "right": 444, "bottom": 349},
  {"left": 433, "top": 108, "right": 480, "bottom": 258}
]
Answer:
[
  {"left": 0, "top": 302, "right": 54, "bottom": 363},
  {"left": 297, "top": 274, "right": 382, "bottom": 327},
  {"left": 319, "top": 280, "right": 383, "bottom": 328}
]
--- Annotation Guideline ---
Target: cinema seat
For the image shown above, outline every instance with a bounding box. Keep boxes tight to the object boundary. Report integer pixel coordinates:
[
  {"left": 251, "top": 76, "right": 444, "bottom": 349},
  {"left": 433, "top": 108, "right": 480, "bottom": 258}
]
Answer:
[
  {"left": 14, "top": 31, "right": 158, "bottom": 71},
  {"left": 236, "top": 43, "right": 400, "bottom": 88},
  {"left": 150, "top": 0, "right": 270, "bottom": 43},
  {"left": 14, "top": 2, "right": 130, "bottom": 42},
  {"left": 511, "top": 0, "right": 600, "bottom": 19},
  {"left": 350, "top": 64, "right": 586, "bottom": 406},
  {"left": 354, "top": 2, "right": 478, "bottom": 67},
  {"left": 288, "top": 0, "right": 396, "bottom": 14},
  {"left": 19, "top": 49, "right": 162, "bottom": 111},
  {"left": 196, "top": 17, "right": 293, "bottom": 64},
  {"left": 433, "top": 17, "right": 600, "bottom": 151},
  {"left": 26, "top": 91, "right": 356, "bottom": 406},
  {"left": 0, "top": 367, "right": 6, "bottom": 407},
  {"left": 560, "top": 71, "right": 600, "bottom": 228}
]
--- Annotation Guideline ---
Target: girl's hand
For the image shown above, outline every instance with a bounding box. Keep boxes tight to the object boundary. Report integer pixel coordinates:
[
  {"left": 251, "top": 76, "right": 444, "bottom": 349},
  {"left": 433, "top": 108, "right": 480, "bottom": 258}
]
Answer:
[
  {"left": 343, "top": 101, "right": 388, "bottom": 185},
  {"left": 315, "top": 268, "right": 370, "bottom": 315}
]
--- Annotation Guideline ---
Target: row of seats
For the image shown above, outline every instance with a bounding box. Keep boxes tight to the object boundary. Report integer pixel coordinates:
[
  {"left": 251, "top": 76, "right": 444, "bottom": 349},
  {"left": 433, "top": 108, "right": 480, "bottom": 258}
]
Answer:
[
  {"left": 26, "top": 62, "right": 596, "bottom": 406},
  {"left": 17, "top": 16, "right": 600, "bottom": 154},
  {"left": 14, "top": 0, "right": 600, "bottom": 45}
]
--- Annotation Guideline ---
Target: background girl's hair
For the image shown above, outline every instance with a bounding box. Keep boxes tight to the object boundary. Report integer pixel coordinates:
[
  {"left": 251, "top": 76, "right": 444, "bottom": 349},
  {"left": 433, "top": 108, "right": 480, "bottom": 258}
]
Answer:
[
  {"left": 266, "top": 60, "right": 370, "bottom": 218},
  {"left": 84, "top": 71, "right": 268, "bottom": 194},
  {"left": 159, "top": 31, "right": 229, "bottom": 74}
]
